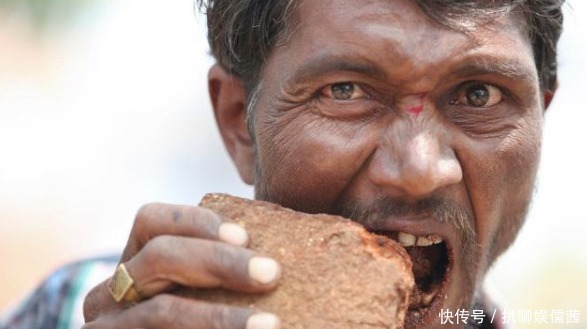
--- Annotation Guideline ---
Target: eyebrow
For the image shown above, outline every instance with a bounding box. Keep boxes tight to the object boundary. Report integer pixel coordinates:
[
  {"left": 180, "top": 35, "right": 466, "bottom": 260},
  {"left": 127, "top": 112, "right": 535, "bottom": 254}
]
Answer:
[
  {"left": 451, "top": 57, "right": 538, "bottom": 83},
  {"left": 287, "top": 56, "right": 388, "bottom": 85},
  {"left": 286, "top": 54, "right": 538, "bottom": 89}
]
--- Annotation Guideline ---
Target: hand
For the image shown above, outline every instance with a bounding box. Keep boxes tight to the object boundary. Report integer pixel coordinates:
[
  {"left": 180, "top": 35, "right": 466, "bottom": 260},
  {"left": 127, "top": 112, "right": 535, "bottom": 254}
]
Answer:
[{"left": 82, "top": 203, "right": 281, "bottom": 329}]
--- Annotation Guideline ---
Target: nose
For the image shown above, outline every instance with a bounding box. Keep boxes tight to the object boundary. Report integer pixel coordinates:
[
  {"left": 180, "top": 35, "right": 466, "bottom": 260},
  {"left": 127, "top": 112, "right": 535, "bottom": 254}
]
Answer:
[{"left": 369, "top": 131, "right": 463, "bottom": 199}]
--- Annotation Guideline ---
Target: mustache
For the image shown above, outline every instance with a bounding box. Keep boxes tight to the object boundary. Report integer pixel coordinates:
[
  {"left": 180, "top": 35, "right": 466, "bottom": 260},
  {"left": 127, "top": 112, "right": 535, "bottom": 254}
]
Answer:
[{"left": 334, "top": 196, "right": 477, "bottom": 247}]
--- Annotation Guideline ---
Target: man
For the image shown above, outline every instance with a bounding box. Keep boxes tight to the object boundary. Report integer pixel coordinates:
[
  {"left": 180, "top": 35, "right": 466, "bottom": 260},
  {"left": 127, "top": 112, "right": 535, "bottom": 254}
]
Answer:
[{"left": 1, "top": 0, "right": 564, "bottom": 328}]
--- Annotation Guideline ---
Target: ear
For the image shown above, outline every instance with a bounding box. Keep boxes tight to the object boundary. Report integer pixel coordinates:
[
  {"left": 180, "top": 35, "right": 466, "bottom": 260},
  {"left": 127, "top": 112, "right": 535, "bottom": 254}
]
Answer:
[
  {"left": 543, "top": 80, "right": 558, "bottom": 111},
  {"left": 208, "top": 64, "right": 255, "bottom": 184}
]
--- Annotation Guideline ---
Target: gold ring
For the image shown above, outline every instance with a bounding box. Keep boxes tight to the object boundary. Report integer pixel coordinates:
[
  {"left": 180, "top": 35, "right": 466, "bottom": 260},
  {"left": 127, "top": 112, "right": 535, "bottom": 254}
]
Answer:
[{"left": 108, "top": 263, "right": 142, "bottom": 303}]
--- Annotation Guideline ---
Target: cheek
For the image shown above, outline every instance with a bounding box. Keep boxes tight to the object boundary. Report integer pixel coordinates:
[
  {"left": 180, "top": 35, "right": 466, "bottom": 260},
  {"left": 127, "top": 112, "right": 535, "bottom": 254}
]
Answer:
[
  {"left": 254, "top": 112, "right": 378, "bottom": 213},
  {"left": 465, "top": 118, "right": 542, "bottom": 265},
  {"left": 489, "top": 123, "right": 542, "bottom": 252}
]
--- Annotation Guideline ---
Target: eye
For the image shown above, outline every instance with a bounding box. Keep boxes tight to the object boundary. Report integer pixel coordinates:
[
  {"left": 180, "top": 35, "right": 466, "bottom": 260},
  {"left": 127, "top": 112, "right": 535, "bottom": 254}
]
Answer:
[
  {"left": 321, "top": 82, "right": 368, "bottom": 101},
  {"left": 450, "top": 83, "right": 503, "bottom": 108}
]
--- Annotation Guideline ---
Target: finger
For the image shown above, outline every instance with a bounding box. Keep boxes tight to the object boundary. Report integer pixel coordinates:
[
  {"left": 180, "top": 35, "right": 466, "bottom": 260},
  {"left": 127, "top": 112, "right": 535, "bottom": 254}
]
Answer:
[
  {"left": 82, "top": 294, "right": 281, "bottom": 329},
  {"left": 122, "top": 203, "right": 249, "bottom": 262},
  {"left": 83, "top": 279, "right": 121, "bottom": 322},
  {"left": 125, "top": 236, "right": 281, "bottom": 297}
]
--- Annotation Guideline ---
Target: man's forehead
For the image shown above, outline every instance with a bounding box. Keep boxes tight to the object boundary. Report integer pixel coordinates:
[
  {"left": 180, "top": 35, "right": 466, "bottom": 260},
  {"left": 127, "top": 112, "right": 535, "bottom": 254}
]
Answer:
[
  {"left": 286, "top": 0, "right": 529, "bottom": 45},
  {"left": 267, "top": 0, "right": 537, "bottom": 90}
]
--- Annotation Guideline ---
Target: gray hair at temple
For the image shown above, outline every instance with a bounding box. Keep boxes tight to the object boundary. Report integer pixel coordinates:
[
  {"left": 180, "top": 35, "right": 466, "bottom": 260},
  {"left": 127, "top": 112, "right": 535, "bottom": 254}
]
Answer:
[{"left": 196, "top": 0, "right": 564, "bottom": 101}]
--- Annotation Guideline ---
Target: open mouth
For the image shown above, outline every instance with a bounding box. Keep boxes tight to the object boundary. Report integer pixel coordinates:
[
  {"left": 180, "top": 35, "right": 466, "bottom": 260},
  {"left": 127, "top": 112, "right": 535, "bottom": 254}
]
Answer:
[{"left": 375, "top": 231, "right": 451, "bottom": 326}]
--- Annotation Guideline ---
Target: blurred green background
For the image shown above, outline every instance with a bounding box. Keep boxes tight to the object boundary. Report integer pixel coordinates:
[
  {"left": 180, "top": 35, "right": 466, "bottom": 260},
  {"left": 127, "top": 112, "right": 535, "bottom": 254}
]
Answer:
[{"left": 0, "top": 0, "right": 98, "bottom": 28}]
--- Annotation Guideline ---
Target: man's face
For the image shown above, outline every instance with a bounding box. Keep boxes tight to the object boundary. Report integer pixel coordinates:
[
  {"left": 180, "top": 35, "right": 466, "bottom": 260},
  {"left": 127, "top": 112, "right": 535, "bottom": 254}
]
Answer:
[{"left": 247, "top": 0, "right": 543, "bottom": 328}]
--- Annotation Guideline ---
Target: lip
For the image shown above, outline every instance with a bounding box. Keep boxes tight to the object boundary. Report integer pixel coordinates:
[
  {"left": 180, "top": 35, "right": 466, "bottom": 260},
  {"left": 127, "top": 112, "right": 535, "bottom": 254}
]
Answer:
[
  {"left": 362, "top": 216, "right": 460, "bottom": 329},
  {"left": 365, "top": 215, "right": 457, "bottom": 239}
]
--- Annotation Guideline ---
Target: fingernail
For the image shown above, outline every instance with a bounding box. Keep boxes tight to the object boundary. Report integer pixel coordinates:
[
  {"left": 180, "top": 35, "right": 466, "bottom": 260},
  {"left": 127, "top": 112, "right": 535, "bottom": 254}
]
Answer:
[
  {"left": 246, "top": 313, "right": 280, "bottom": 329},
  {"left": 248, "top": 257, "right": 280, "bottom": 284},
  {"left": 218, "top": 222, "right": 248, "bottom": 246}
]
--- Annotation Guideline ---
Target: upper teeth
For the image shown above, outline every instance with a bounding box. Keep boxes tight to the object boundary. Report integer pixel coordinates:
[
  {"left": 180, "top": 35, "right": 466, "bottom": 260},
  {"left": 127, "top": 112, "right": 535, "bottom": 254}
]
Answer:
[{"left": 397, "top": 232, "right": 444, "bottom": 247}]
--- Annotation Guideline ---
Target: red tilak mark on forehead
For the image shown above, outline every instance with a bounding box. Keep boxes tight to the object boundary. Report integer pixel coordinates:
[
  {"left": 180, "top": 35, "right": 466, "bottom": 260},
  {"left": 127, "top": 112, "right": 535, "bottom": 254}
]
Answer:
[
  {"left": 407, "top": 104, "right": 424, "bottom": 115},
  {"left": 407, "top": 96, "right": 425, "bottom": 116}
]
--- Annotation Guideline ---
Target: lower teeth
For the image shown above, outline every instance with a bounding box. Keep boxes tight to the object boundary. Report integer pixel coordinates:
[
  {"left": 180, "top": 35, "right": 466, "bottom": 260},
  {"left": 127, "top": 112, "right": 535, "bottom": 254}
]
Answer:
[
  {"left": 422, "top": 288, "right": 437, "bottom": 306},
  {"left": 410, "top": 284, "right": 439, "bottom": 308}
]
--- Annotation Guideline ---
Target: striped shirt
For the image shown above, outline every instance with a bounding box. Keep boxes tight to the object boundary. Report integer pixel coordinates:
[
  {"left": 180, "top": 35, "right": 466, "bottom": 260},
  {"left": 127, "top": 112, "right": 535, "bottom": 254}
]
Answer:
[{"left": 0, "top": 255, "right": 118, "bottom": 329}]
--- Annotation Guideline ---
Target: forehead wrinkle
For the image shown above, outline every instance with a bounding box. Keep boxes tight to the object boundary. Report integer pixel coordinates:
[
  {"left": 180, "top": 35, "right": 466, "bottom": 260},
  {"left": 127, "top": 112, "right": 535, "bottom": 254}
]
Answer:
[
  {"left": 285, "top": 0, "right": 458, "bottom": 70},
  {"left": 271, "top": 0, "right": 538, "bottom": 99},
  {"left": 279, "top": 0, "right": 476, "bottom": 91}
]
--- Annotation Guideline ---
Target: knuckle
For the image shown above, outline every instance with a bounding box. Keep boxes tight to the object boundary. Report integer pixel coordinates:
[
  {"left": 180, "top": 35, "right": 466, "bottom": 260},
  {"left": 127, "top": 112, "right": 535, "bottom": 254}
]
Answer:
[
  {"left": 135, "top": 203, "right": 161, "bottom": 228},
  {"left": 141, "top": 235, "right": 173, "bottom": 264},
  {"left": 83, "top": 281, "right": 110, "bottom": 322},
  {"left": 190, "top": 206, "right": 224, "bottom": 235},
  {"left": 195, "top": 206, "right": 222, "bottom": 222},
  {"left": 82, "top": 286, "right": 99, "bottom": 321}
]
